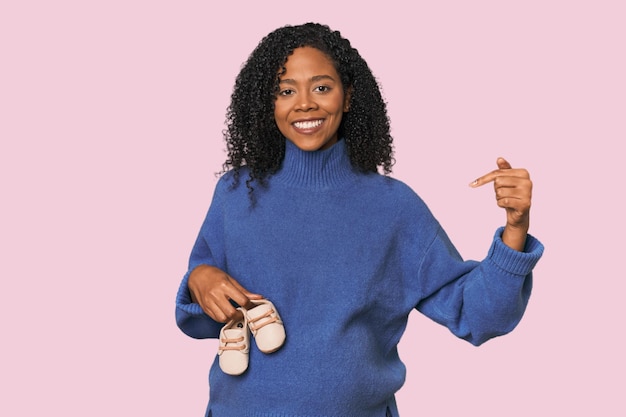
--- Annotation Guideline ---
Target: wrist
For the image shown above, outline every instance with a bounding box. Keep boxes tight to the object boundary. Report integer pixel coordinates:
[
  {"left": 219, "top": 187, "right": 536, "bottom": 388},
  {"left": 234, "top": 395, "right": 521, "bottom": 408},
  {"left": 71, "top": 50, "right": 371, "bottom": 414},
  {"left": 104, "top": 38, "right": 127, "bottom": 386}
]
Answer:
[{"left": 502, "top": 223, "right": 529, "bottom": 252}]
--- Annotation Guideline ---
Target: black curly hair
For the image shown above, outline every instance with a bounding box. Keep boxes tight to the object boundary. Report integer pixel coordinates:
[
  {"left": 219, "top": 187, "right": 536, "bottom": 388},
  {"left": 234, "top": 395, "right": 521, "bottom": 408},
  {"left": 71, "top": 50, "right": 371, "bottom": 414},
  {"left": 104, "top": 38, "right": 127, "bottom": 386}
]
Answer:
[{"left": 223, "top": 22, "right": 394, "bottom": 192}]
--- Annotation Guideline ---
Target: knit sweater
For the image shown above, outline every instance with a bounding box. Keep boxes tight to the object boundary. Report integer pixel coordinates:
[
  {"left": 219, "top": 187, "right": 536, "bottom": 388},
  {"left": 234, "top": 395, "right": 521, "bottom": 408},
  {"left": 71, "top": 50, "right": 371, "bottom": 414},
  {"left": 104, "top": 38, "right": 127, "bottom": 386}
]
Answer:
[{"left": 175, "top": 139, "right": 544, "bottom": 417}]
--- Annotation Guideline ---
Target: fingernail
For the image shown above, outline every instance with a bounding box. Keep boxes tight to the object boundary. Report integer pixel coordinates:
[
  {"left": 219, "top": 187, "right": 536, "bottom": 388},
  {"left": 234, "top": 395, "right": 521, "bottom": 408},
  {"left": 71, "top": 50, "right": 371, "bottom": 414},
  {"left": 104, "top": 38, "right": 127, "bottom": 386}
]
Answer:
[{"left": 470, "top": 179, "right": 478, "bottom": 187}]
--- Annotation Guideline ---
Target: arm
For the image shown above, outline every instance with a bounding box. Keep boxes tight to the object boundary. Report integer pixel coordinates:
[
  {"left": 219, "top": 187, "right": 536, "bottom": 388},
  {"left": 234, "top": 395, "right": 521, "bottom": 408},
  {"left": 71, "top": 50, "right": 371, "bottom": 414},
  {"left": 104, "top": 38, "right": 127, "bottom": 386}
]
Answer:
[
  {"left": 175, "top": 178, "right": 261, "bottom": 338},
  {"left": 407, "top": 158, "right": 542, "bottom": 345},
  {"left": 415, "top": 226, "right": 543, "bottom": 346}
]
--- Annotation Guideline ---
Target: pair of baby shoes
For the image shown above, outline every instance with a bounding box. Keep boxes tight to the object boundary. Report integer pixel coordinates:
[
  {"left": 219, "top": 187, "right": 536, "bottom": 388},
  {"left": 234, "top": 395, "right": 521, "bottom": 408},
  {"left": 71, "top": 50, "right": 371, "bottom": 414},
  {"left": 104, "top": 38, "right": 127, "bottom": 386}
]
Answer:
[{"left": 218, "top": 299, "right": 286, "bottom": 375}]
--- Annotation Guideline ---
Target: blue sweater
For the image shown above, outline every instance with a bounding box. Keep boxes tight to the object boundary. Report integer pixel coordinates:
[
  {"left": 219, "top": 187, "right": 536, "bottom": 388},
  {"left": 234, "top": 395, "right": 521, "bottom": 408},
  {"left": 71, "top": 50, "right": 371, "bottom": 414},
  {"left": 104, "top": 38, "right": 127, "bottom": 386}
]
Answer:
[{"left": 175, "top": 139, "right": 544, "bottom": 417}]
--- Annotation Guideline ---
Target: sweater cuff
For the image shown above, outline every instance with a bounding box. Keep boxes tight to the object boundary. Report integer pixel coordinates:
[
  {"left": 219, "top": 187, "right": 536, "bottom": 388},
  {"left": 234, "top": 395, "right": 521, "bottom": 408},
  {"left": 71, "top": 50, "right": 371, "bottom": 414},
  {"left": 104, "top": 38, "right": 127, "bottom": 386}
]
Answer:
[
  {"left": 487, "top": 227, "right": 544, "bottom": 276},
  {"left": 175, "top": 271, "right": 205, "bottom": 316}
]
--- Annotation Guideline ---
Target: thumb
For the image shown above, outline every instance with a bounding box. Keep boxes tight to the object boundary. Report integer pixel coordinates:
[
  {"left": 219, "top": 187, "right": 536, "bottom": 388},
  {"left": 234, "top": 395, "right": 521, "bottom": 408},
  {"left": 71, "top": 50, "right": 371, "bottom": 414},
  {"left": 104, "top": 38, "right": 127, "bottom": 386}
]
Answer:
[{"left": 497, "top": 157, "right": 512, "bottom": 170}]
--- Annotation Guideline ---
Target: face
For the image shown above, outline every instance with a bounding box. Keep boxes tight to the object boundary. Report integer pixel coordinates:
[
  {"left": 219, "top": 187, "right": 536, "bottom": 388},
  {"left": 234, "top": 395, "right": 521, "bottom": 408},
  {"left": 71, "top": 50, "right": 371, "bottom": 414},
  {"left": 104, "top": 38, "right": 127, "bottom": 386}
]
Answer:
[{"left": 274, "top": 47, "right": 350, "bottom": 151}]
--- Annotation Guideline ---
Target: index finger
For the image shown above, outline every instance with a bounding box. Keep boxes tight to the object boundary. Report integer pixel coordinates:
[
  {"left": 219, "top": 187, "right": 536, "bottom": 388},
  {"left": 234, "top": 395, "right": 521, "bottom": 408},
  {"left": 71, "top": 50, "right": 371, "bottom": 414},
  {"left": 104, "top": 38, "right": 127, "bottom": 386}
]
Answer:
[
  {"left": 469, "top": 171, "right": 499, "bottom": 188},
  {"left": 229, "top": 276, "right": 264, "bottom": 303},
  {"left": 469, "top": 157, "right": 512, "bottom": 188}
]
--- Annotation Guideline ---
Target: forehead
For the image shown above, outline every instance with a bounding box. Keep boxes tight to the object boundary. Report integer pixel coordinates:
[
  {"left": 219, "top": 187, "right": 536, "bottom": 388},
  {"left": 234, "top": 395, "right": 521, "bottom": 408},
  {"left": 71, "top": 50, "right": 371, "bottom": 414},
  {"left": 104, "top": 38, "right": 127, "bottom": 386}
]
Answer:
[{"left": 280, "top": 47, "right": 339, "bottom": 77}]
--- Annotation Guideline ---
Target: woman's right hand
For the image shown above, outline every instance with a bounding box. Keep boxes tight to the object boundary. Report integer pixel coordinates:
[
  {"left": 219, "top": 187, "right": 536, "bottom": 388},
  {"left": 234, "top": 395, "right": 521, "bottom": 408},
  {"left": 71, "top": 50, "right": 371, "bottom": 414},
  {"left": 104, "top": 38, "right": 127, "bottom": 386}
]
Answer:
[{"left": 188, "top": 265, "right": 263, "bottom": 323}]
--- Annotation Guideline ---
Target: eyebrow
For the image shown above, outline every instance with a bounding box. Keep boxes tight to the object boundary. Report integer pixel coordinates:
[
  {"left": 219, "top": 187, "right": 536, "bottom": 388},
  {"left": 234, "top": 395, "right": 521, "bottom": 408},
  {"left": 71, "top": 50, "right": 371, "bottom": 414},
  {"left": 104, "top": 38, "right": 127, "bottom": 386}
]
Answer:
[{"left": 278, "top": 74, "right": 337, "bottom": 85}]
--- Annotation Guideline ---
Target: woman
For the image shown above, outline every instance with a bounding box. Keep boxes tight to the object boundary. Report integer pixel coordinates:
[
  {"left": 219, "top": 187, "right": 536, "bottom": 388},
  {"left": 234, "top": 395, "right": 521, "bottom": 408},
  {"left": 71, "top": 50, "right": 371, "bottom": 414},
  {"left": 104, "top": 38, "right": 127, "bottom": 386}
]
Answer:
[{"left": 175, "top": 22, "right": 543, "bottom": 417}]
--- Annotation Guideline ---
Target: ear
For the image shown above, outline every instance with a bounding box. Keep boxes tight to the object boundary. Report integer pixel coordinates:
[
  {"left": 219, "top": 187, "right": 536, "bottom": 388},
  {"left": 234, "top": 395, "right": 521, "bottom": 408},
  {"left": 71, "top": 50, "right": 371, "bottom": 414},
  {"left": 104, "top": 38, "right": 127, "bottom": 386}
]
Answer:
[{"left": 343, "top": 86, "right": 352, "bottom": 112}]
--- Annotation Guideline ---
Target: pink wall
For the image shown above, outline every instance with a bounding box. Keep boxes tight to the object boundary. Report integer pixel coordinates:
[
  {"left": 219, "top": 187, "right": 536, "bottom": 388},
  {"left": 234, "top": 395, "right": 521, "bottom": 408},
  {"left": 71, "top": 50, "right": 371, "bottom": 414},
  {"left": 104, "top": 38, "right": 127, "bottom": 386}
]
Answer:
[{"left": 2, "top": 1, "right": 624, "bottom": 415}]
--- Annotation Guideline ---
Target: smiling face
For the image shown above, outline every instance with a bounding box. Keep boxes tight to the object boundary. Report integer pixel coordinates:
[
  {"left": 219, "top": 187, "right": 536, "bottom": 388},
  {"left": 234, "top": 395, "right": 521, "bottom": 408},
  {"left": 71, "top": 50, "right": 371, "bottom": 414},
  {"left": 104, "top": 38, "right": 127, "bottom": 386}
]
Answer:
[{"left": 274, "top": 47, "right": 350, "bottom": 151}]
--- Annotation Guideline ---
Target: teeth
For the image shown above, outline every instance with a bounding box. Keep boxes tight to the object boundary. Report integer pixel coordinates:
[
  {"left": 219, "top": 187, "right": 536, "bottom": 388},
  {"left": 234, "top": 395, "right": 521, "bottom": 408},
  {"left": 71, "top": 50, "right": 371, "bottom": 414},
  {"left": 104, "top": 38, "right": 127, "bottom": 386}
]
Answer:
[{"left": 293, "top": 120, "right": 323, "bottom": 129}]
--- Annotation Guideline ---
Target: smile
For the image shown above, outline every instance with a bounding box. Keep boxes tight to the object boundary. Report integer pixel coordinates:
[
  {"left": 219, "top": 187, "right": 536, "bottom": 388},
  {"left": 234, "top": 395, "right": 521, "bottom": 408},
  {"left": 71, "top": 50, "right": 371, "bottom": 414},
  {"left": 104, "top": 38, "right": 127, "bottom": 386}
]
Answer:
[{"left": 293, "top": 119, "right": 323, "bottom": 129}]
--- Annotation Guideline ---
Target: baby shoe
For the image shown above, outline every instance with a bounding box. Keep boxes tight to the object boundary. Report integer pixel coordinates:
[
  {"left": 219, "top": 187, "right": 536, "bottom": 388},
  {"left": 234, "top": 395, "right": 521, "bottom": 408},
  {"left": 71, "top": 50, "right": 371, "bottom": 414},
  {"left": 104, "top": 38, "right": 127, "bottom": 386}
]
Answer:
[
  {"left": 218, "top": 308, "right": 250, "bottom": 375},
  {"left": 245, "top": 299, "right": 286, "bottom": 354}
]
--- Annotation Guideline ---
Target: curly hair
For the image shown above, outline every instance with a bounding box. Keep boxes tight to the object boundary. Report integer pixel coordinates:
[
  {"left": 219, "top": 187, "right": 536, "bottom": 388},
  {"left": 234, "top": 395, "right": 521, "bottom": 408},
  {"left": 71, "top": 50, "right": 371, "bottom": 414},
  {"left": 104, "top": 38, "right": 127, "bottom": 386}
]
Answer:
[{"left": 223, "top": 22, "right": 394, "bottom": 192}]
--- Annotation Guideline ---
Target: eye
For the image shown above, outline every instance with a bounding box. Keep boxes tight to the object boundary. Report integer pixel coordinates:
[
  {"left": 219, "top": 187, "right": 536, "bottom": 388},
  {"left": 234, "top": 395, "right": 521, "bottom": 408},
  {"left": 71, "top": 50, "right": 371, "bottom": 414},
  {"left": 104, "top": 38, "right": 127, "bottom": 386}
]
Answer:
[
  {"left": 314, "top": 85, "right": 331, "bottom": 93},
  {"left": 278, "top": 88, "right": 294, "bottom": 96}
]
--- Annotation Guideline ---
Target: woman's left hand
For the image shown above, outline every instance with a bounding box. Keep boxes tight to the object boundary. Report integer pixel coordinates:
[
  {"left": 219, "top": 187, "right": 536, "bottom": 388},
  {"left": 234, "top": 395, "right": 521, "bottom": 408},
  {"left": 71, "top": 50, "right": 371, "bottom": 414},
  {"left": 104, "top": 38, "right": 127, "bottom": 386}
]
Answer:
[{"left": 470, "top": 157, "right": 532, "bottom": 251}]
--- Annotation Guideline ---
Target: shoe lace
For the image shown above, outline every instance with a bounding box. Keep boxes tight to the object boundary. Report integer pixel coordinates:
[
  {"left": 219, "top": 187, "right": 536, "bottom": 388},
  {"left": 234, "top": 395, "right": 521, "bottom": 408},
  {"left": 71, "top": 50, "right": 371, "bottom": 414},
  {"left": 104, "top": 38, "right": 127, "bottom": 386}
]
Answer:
[
  {"left": 220, "top": 335, "right": 246, "bottom": 351},
  {"left": 248, "top": 309, "right": 281, "bottom": 332}
]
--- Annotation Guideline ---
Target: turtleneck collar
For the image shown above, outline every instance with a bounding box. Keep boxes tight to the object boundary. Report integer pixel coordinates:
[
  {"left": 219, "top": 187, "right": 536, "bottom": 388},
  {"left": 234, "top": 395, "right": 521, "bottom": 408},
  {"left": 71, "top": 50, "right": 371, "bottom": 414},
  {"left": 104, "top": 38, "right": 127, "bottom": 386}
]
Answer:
[{"left": 272, "top": 139, "right": 360, "bottom": 190}]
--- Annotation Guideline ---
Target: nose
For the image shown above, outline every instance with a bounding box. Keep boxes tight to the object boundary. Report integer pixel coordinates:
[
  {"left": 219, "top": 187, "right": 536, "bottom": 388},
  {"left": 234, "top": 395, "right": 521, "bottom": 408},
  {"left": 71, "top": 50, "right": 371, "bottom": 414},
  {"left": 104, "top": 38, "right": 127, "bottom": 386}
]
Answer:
[{"left": 297, "top": 91, "right": 317, "bottom": 111}]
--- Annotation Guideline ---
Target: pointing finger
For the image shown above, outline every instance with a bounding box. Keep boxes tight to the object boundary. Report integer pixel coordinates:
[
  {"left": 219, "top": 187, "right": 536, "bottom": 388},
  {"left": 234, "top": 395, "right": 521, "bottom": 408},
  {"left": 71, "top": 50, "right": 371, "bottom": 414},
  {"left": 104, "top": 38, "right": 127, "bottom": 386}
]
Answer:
[{"left": 469, "top": 157, "right": 514, "bottom": 188}]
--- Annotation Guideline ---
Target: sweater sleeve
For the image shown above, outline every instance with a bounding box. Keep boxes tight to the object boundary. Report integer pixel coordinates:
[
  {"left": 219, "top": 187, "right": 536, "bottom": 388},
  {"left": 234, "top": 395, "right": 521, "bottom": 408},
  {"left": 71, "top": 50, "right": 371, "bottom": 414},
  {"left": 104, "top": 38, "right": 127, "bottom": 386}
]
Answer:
[
  {"left": 415, "top": 226, "right": 544, "bottom": 346},
  {"left": 174, "top": 178, "right": 229, "bottom": 339}
]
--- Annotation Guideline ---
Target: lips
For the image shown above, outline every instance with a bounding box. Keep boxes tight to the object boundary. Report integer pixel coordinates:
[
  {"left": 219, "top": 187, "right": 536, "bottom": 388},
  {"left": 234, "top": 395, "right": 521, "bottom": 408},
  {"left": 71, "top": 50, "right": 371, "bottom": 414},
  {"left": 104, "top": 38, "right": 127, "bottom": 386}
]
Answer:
[{"left": 292, "top": 119, "right": 324, "bottom": 130}]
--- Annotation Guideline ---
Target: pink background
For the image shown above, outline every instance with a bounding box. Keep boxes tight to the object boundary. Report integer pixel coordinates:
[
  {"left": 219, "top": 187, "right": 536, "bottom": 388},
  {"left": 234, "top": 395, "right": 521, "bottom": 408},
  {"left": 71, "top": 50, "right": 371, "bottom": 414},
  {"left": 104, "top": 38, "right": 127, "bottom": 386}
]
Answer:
[{"left": 2, "top": 1, "right": 624, "bottom": 415}]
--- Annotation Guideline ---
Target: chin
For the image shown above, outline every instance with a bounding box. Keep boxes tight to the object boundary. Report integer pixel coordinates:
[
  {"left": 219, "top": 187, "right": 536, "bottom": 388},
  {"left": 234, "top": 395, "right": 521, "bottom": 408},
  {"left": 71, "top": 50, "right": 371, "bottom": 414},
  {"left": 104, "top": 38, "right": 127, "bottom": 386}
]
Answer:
[
  {"left": 287, "top": 140, "right": 320, "bottom": 151},
  {"left": 288, "top": 137, "right": 337, "bottom": 152}
]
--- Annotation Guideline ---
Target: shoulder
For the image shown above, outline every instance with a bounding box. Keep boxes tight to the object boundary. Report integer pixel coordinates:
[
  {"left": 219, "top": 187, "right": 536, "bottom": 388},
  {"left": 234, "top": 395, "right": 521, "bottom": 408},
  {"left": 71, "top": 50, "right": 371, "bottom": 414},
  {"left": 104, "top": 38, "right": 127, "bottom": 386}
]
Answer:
[
  {"left": 352, "top": 174, "right": 442, "bottom": 245},
  {"left": 214, "top": 168, "right": 250, "bottom": 193},
  {"left": 355, "top": 173, "right": 435, "bottom": 219},
  {"left": 203, "top": 169, "right": 250, "bottom": 211},
  {"left": 359, "top": 173, "right": 426, "bottom": 204}
]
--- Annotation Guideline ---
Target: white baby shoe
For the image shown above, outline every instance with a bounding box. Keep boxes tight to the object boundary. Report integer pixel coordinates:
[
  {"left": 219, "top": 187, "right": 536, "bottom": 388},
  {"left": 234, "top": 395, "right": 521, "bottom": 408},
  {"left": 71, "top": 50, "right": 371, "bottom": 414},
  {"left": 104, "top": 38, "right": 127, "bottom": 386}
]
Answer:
[
  {"left": 245, "top": 299, "right": 286, "bottom": 354},
  {"left": 218, "top": 308, "right": 250, "bottom": 375}
]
